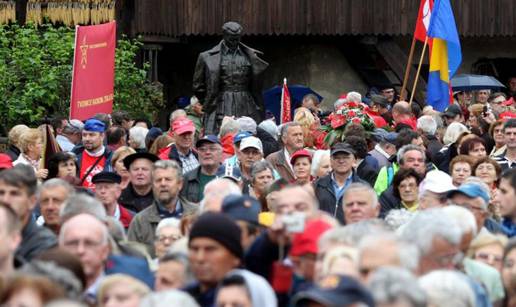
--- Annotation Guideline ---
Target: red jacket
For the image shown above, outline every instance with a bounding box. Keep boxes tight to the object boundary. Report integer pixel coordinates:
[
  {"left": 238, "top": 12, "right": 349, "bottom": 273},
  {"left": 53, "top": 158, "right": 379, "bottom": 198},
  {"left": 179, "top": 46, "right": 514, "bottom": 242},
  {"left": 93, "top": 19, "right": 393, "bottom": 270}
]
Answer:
[{"left": 119, "top": 205, "right": 134, "bottom": 229}]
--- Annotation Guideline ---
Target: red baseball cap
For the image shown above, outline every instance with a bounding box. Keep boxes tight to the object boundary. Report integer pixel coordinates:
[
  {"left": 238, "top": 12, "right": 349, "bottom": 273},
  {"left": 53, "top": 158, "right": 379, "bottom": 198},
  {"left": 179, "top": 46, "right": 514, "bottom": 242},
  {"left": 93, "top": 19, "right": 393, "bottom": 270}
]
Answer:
[
  {"left": 290, "top": 149, "right": 312, "bottom": 166},
  {"left": 290, "top": 219, "right": 332, "bottom": 257},
  {"left": 172, "top": 118, "right": 195, "bottom": 135},
  {"left": 0, "top": 154, "right": 13, "bottom": 170},
  {"left": 500, "top": 111, "right": 516, "bottom": 120}
]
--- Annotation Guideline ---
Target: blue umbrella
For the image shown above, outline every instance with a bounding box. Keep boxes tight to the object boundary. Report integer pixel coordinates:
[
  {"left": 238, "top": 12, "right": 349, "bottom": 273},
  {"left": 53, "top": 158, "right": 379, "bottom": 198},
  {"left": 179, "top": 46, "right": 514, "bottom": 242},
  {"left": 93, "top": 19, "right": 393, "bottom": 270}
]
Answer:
[
  {"left": 451, "top": 74, "right": 505, "bottom": 91},
  {"left": 262, "top": 84, "right": 323, "bottom": 125}
]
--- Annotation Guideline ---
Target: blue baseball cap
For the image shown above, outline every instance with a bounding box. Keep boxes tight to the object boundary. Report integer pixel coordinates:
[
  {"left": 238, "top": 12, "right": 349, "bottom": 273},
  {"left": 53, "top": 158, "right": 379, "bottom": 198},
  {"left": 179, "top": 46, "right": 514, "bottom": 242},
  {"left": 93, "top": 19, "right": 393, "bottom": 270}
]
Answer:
[
  {"left": 447, "top": 183, "right": 490, "bottom": 204},
  {"left": 216, "top": 163, "right": 242, "bottom": 182},
  {"left": 222, "top": 195, "right": 261, "bottom": 225},
  {"left": 292, "top": 275, "right": 375, "bottom": 307},
  {"left": 233, "top": 131, "right": 252, "bottom": 144},
  {"left": 195, "top": 134, "right": 221, "bottom": 148},
  {"left": 83, "top": 118, "right": 106, "bottom": 132}
]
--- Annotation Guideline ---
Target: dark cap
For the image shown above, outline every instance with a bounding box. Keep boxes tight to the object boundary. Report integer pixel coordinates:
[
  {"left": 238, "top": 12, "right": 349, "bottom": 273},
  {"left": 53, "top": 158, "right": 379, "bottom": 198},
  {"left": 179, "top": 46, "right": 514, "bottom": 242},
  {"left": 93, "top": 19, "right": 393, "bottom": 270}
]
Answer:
[
  {"left": 123, "top": 152, "right": 159, "bottom": 170},
  {"left": 330, "top": 142, "right": 356, "bottom": 157},
  {"left": 92, "top": 172, "right": 121, "bottom": 184},
  {"left": 216, "top": 163, "right": 242, "bottom": 183},
  {"left": 442, "top": 104, "right": 463, "bottom": 118},
  {"left": 292, "top": 275, "right": 375, "bottom": 307},
  {"left": 189, "top": 212, "right": 243, "bottom": 260},
  {"left": 371, "top": 128, "right": 398, "bottom": 144},
  {"left": 196, "top": 134, "right": 221, "bottom": 148},
  {"left": 371, "top": 95, "right": 389, "bottom": 108},
  {"left": 222, "top": 21, "right": 243, "bottom": 35},
  {"left": 222, "top": 195, "right": 261, "bottom": 225}
]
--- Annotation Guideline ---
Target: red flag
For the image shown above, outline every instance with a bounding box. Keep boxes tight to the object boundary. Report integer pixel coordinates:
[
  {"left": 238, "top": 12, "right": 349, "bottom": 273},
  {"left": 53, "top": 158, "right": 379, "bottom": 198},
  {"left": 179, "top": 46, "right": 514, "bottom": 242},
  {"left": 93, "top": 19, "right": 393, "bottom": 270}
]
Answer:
[
  {"left": 70, "top": 21, "right": 116, "bottom": 120},
  {"left": 280, "top": 78, "right": 291, "bottom": 124},
  {"left": 414, "top": 0, "right": 434, "bottom": 42}
]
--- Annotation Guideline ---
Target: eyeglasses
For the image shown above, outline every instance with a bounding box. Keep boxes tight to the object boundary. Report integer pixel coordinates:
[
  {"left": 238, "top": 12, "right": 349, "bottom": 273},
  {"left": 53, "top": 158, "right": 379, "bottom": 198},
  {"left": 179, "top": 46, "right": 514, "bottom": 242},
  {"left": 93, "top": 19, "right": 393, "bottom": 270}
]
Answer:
[
  {"left": 475, "top": 252, "right": 503, "bottom": 264},
  {"left": 156, "top": 234, "right": 182, "bottom": 244}
]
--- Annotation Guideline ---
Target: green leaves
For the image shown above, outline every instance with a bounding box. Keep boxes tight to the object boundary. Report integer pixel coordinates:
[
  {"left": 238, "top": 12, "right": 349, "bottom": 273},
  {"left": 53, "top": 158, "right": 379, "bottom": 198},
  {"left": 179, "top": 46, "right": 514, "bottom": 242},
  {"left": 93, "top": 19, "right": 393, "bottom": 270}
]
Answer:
[{"left": 0, "top": 24, "right": 162, "bottom": 128}]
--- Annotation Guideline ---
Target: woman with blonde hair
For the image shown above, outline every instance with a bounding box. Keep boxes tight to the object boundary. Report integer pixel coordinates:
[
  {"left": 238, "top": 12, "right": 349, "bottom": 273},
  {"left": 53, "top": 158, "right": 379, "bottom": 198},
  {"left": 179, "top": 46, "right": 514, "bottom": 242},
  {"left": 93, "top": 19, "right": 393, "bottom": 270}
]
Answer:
[
  {"left": 467, "top": 232, "right": 508, "bottom": 272},
  {"left": 13, "top": 128, "right": 48, "bottom": 180},
  {"left": 294, "top": 107, "right": 317, "bottom": 148},
  {"left": 111, "top": 146, "right": 136, "bottom": 189},
  {"left": 6, "top": 124, "right": 29, "bottom": 161},
  {"left": 97, "top": 274, "right": 150, "bottom": 307}
]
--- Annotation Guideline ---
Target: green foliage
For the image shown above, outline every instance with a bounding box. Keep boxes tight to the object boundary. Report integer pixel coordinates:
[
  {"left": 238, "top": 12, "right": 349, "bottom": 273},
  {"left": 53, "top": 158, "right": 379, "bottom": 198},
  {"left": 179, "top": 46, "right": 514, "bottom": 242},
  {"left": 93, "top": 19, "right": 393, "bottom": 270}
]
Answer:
[{"left": 0, "top": 23, "right": 162, "bottom": 128}]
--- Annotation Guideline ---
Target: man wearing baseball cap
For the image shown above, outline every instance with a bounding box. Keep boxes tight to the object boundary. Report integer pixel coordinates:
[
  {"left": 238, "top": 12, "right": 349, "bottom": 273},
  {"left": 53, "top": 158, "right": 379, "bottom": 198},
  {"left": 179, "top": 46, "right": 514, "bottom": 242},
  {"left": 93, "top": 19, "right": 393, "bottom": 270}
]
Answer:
[
  {"left": 159, "top": 117, "right": 199, "bottom": 174},
  {"left": 447, "top": 182, "right": 494, "bottom": 234},
  {"left": 72, "top": 118, "right": 113, "bottom": 190},
  {"left": 442, "top": 104, "right": 465, "bottom": 126},
  {"left": 314, "top": 142, "right": 366, "bottom": 223},
  {"left": 237, "top": 136, "right": 264, "bottom": 181},
  {"left": 186, "top": 212, "right": 243, "bottom": 306},
  {"left": 180, "top": 135, "right": 223, "bottom": 203}
]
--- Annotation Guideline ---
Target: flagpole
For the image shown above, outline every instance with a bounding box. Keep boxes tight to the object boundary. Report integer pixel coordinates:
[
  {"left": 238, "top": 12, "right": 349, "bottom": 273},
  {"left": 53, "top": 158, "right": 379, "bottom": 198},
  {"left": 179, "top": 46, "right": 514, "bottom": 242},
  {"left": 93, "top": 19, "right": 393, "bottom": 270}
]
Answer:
[
  {"left": 409, "top": 36, "right": 429, "bottom": 105},
  {"left": 400, "top": 36, "right": 417, "bottom": 101},
  {"left": 280, "top": 78, "right": 286, "bottom": 124}
]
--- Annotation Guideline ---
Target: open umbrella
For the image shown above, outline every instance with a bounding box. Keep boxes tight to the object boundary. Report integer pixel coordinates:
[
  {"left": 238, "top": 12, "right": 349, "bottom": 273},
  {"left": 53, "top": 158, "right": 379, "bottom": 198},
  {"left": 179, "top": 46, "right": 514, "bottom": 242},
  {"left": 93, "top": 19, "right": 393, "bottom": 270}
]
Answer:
[
  {"left": 262, "top": 85, "right": 323, "bottom": 124},
  {"left": 451, "top": 74, "right": 505, "bottom": 91}
]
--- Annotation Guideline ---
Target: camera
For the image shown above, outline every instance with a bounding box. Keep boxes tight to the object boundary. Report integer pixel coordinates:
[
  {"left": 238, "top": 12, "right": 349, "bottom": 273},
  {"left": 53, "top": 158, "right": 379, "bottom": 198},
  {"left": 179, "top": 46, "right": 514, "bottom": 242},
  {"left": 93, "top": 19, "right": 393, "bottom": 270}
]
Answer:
[{"left": 281, "top": 212, "right": 305, "bottom": 233}]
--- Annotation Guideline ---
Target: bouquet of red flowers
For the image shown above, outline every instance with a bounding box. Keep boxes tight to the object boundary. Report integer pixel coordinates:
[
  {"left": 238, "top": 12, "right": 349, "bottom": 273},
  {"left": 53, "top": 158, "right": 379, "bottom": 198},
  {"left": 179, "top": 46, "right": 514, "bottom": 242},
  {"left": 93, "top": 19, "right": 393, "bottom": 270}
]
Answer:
[{"left": 320, "top": 101, "right": 376, "bottom": 146}]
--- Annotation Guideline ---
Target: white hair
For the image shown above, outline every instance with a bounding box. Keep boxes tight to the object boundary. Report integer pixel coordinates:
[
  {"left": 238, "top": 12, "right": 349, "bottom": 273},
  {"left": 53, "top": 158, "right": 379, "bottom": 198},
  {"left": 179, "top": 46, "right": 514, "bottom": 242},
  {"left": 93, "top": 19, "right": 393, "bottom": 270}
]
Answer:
[
  {"left": 311, "top": 150, "right": 330, "bottom": 177},
  {"left": 155, "top": 217, "right": 181, "bottom": 236},
  {"left": 129, "top": 126, "right": 149, "bottom": 149},
  {"left": 417, "top": 115, "right": 437, "bottom": 135},
  {"left": 343, "top": 182, "right": 379, "bottom": 208},
  {"left": 347, "top": 91, "right": 362, "bottom": 103},
  {"left": 443, "top": 122, "right": 469, "bottom": 145},
  {"left": 359, "top": 233, "right": 420, "bottom": 272},
  {"left": 139, "top": 289, "right": 200, "bottom": 307},
  {"left": 219, "top": 117, "right": 239, "bottom": 138},
  {"left": 384, "top": 209, "right": 415, "bottom": 231},
  {"left": 441, "top": 205, "right": 478, "bottom": 237},
  {"left": 368, "top": 267, "right": 426, "bottom": 307},
  {"left": 419, "top": 270, "right": 475, "bottom": 307},
  {"left": 190, "top": 96, "right": 199, "bottom": 106},
  {"left": 400, "top": 209, "right": 461, "bottom": 255},
  {"left": 319, "top": 220, "right": 389, "bottom": 249},
  {"left": 169, "top": 109, "right": 187, "bottom": 122}
]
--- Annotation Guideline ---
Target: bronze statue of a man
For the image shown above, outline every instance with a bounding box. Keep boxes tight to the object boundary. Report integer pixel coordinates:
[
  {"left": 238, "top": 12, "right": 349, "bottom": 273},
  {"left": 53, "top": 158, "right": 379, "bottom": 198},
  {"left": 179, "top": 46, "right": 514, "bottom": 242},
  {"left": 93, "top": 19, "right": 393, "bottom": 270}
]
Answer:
[{"left": 192, "top": 21, "right": 269, "bottom": 134}]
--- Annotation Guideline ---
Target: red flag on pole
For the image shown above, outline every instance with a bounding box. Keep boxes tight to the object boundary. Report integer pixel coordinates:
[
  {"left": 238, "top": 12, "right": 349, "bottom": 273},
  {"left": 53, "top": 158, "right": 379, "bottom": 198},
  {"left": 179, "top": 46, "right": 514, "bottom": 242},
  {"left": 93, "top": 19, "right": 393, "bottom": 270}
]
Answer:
[
  {"left": 70, "top": 21, "right": 116, "bottom": 120},
  {"left": 280, "top": 78, "right": 291, "bottom": 124},
  {"left": 414, "top": 0, "right": 434, "bottom": 43}
]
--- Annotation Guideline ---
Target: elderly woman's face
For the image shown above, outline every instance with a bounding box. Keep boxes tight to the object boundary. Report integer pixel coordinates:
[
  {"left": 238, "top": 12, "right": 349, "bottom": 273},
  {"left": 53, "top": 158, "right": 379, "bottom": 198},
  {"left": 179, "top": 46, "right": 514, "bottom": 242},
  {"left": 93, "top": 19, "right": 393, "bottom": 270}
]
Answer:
[
  {"left": 253, "top": 169, "right": 274, "bottom": 193},
  {"left": 475, "top": 162, "right": 497, "bottom": 185},
  {"left": 451, "top": 162, "right": 471, "bottom": 187},
  {"left": 316, "top": 155, "right": 331, "bottom": 178},
  {"left": 293, "top": 157, "right": 311, "bottom": 180},
  {"left": 154, "top": 226, "right": 183, "bottom": 259},
  {"left": 398, "top": 177, "right": 418, "bottom": 203},
  {"left": 474, "top": 243, "right": 504, "bottom": 272}
]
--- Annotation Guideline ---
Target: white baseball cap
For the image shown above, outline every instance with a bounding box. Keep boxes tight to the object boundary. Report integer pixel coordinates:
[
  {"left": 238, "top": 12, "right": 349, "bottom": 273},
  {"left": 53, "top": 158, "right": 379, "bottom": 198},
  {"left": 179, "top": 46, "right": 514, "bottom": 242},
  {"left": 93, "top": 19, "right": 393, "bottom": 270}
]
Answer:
[
  {"left": 419, "top": 170, "right": 456, "bottom": 194},
  {"left": 239, "top": 136, "right": 263, "bottom": 154}
]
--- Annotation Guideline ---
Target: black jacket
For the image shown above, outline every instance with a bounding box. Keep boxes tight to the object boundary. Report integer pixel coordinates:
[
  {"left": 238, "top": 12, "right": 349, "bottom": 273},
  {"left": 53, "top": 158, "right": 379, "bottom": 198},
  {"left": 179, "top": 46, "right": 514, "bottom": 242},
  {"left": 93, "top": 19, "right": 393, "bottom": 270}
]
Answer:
[
  {"left": 119, "top": 183, "right": 155, "bottom": 213},
  {"left": 313, "top": 170, "right": 366, "bottom": 224},
  {"left": 5, "top": 144, "right": 20, "bottom": 161},
  {"left": 256, "top": 127, "right": 280, "bottom": 158},
  {"left": 379, "top": 186, "right": 402, "bottom": 218},
  {"left": 357, "top": 160, "right": 378, "bottom": 187},
  {"left": 425, "top": 134, "right": 443, "bottom": 164},
  {"left": 15, "top": 219, "right": 57, "bottom": 263}
]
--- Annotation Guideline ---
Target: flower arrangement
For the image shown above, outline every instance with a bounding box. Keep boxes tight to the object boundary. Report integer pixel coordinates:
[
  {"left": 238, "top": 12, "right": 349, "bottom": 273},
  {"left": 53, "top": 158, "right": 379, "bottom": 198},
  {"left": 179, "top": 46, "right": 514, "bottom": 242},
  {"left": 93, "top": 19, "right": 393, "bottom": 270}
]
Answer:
[{"left": 320, "top": 101, "right": 376, "bottom": 146}]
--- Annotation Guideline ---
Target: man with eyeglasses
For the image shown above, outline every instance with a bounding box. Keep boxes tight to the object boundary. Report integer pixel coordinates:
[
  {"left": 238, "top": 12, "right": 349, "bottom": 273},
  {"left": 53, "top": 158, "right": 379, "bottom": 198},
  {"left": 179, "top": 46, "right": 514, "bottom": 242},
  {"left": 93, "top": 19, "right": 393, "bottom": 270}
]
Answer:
[
  {"left": 153, "top": 218, "right": 183, "bottom": 259},
  {"left": 59, "top": 213, "right": 110, "bottom": 303},
  {"left": 314, "top": 142, "right": 366, "bottom": 224},
  {"left": 180, "top": 135, "right": 223, "bottom": 203}
]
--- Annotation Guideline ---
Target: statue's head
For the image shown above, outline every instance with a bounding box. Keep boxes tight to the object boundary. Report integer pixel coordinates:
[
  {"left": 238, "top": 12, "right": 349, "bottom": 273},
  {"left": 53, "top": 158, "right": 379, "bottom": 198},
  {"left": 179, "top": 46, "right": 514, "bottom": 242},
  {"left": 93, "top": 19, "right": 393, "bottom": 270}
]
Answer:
[{"left": 222, "top": 21, "right": 242, "bottom": 50}]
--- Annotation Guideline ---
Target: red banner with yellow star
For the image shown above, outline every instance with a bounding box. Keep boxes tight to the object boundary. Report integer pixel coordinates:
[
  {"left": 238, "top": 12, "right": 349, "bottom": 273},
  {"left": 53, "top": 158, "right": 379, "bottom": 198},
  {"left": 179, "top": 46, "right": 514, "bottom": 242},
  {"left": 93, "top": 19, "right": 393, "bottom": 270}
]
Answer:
[{"left": 70, "top": 21, "right": 116, "bottom": 120}]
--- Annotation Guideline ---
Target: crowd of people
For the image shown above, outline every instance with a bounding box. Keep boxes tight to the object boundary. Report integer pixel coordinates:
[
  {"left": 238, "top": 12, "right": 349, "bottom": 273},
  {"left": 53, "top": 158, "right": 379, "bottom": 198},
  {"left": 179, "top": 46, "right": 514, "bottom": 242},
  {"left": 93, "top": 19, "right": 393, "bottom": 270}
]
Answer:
[{"left": 2, "top": 81, "right": 516, "bottom": 307}]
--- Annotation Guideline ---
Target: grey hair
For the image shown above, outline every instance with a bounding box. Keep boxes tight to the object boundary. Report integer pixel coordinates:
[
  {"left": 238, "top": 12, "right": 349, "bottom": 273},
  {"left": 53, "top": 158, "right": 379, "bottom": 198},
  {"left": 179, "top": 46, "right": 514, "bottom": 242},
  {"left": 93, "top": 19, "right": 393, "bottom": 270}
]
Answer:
[
  {"left": 347, "top": 91, "right": 362, "bottom": 103},
  {"left": 219, "top": 117, "right": 239, "bottom": 138},
  {"left": 400, "top": 209, "right": 461, "bottom": 255},
  {"left": 38, "top": 178, "right": 75, "bottom": 200},
  {"left": 200, "top": 178, "right": 242, "bottom": 212},
  {"left": 342, "top": 182, "right": 378, "bottom": 208},
  {"left": 368, "top": 267, "right": 427, "bottom": 307},
  {"left": 441, "top": 205, "right": 478, "bottom": 237},
  {"left": 417, "top": 115, "right": 437, "bottom": 135},
  {"left": 236, "top": 116, "right": 257, "bottom": 134},
  {"left": 418, "top": 270, "right": 475, "bottom": 307},
  {"left": 258, "top": 119, "right": 279, "bottom": 141},
  {"left": 397, "top": 144, "right": 426, "bottom": 165},
  {"left": 59, "top": 213, "right": 110, "bottom": 247},
  {"left": 169, "top": 109, "right": 187, "bottom": 122},
  {"left": 384, "top": 209, "right": 415, "bottom": 231},
  {"left": 153, "top": 159, "right": 183, "bottom": 181},
  {"left": 250, "top": 160, "right": 275, "bottom": 183},
  {"left": 279, "top": 122, "right": 301, "bottom": 139},
  {"left": 159, "top": 251, "right": 194, "bottom": 285},
  {"left": 20, "top": 260, "right": 83, "bottom": 299},
  {"left": 155, "top": 217, "right": 181, "bottom": 236},
  {"left": 139, "top": 289, "right": 200, "bottom": 307},
  {"left": 443, "top": 122, "right": 469, "bottom": 145},
  {"left": 311, "top": 150, "right": 330, "bottom": 177},
  {"left": 190, "top": 96, "right": 199, "bottom": 106},
  {"left": 319, "top": 220, "right": 389, "bottom": 249},
  {"left": 129, "top": 126, "right": 149, "bottom": 149},
  {"left": 59, "top": 194, "right": 107, "bottom": 223},
  {"left": 359, "top": 233, "right": 420, "bottom": 272}
]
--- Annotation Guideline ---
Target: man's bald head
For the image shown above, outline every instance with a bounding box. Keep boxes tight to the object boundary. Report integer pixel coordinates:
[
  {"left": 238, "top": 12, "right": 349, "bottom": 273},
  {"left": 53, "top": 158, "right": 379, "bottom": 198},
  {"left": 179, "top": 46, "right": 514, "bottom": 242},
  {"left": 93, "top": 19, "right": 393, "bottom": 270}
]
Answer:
[{"left": 59, "top": 213, "right": 109, "bottom": 245}]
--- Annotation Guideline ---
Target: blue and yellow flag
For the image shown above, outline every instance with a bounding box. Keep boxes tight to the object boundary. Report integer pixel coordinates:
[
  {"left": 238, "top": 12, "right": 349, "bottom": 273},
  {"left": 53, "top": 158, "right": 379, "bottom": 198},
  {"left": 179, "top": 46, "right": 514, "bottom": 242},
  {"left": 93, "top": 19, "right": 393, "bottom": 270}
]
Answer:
[{"left": 426, "top": 0, "right": 461, "bottom": 112}]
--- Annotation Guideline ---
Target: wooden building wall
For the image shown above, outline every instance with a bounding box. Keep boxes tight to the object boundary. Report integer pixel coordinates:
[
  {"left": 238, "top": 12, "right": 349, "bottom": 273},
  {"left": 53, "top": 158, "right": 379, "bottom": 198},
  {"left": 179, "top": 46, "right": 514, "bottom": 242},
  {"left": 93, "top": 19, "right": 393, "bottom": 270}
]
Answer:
[{"left": 129, "top": 0, "right": 516, "bottom": 38}]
